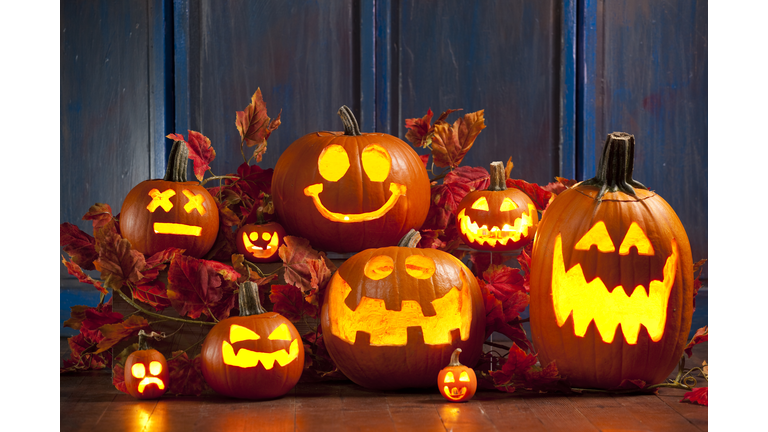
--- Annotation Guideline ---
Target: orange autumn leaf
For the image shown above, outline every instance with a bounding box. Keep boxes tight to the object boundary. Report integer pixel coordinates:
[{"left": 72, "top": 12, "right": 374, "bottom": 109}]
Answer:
[
  {"left": 236, "top": 88, "right": 281, "bottom": 162},
  {"left": 431, "top": 110, "right": 486, "bottom": 168},
  {"left": 94, "top": 315, "right": 150, "bottom": 354}
]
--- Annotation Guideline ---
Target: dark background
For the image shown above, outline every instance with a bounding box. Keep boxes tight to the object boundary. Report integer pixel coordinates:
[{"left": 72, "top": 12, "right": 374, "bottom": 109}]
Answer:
[{"left": 60, "top": 0, "right": 707, "bottom": 332}]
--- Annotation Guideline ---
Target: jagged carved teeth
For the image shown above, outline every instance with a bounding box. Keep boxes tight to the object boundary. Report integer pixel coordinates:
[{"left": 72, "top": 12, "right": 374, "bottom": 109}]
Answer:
[
  {"left": 551, "top": 234, "right": 678, "bottom": 344},
  {"left": 457, "top": 203, "right": 536, "bottom": 246}
]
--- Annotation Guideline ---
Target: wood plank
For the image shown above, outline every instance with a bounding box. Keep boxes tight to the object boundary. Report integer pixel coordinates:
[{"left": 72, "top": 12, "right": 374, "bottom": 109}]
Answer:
[
  {"left": 613, "top": 394, "right": 700, "bottom": 432},
  {"left": 435, "top": 401, "right": 499, "bottom": 432},
  {"left": 476, "top": 395, "right": 549, "bottom": 432},
  {"left": 523, "top": 396, "right": 600, "bottom": 432},
  {"left": 567, "top": 393, "right": 652, "bottom": 431}
]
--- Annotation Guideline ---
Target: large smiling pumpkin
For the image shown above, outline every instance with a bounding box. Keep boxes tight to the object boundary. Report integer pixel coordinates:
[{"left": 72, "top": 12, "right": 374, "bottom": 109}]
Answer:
[
  {"left": 320, "top": 230, "right": 485, "bottom": 390},
  {"left": 120, "top": 140, "right": 219, "bottom": 258},
  {"left": 201, "top": 282, "right": 304, "bottom": 399},
  {"left": 529, "top": 132, "right": 693, "bottom": 389},
  {"left": 272, "top": 106, "right": 430, "bottom": 253}
]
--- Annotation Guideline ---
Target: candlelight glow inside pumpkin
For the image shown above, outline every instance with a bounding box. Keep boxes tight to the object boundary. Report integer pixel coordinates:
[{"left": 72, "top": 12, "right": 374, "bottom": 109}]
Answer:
[
  {"left": 123, "top": 333, "right": 170, "bottom": 400},
  {"left": 131, "top": 361, "right": 166, "bottom": 393},
  {"left": 221, "top": 323, "right": 301, "bottom": 369},
  {"left": 241, "top": 231, "right": 280, "bottom": 259},
  {"left": 457, "top": 202, "right": 536, "bottom": 247},
  {"left": 437, "top": 348, "right": 477, "bottom": 402},
  {"left": 552, "top": 222, "right": 678, "bottom": 344}
]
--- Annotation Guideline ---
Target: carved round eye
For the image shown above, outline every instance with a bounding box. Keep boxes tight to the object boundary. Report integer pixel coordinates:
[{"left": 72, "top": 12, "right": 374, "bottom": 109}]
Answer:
[
  {"left": 444, "top": 372, "right": 455, "bottom": 383},
  {"left": 131, "top": 363, "right": 146, "bottom": 379},
  {"left": 364, "top": 255, "right": 394, "bottom": 280},
  {"left": 471, "top": 197, "right": 489, "bottom": 211},
  {"left": 499, "top": 197, "right": 517, "bottom": 211},
  {"left": 405, "top": 255, "right": 436, "bottom": 279},
  {"left": 149, "top": 361, "right": 163, "bottom": 376},
  {"left": 361, "top": 144, "right": 391, "bottom": 182},
  {"left": 249, "top": 232, "right": 260, "bottom": 241},
  {"left": 262, "top": 232, "right": 272, "bottom": 241},
  {"left": 318, "top": 144, "right": 350, "bottom": 182}
]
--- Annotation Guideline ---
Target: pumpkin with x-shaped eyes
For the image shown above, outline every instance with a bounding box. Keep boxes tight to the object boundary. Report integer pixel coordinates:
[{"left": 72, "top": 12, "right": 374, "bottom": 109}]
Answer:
[
  {"left": 272, "top": 106, "right": 431, "bottom": 253},
  {"left": 529, "top": 132, "right": 693, "bottom": 389},
  {"left": 456, "top": 161, "right": 538, "bottom": 251},
  {"left": 120, "top": 140, "right": 219, "bottom": 258}
]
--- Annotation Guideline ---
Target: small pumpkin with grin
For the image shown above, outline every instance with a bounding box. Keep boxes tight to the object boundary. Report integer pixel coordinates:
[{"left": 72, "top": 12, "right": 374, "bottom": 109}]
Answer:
[
  {"left": 236, "top": 210, "right": 286, "bottom": 263},
  {"left": 272, "top": 106, "right": 431, "bottom": 253}
]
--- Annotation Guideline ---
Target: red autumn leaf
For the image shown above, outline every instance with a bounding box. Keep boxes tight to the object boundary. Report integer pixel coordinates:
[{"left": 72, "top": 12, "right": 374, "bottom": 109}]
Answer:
[
  {"left": 112, "top": 362, "right": 128, "bottom": 394},
  {"left": 79, "top": 301, "right": 124, "bottom": 343},
  {"left": 138, "top": 248, "right": 185, "bottom": 285},
  {"left": 93, "top": 219, "right": 146, "bottom": 291},
  {"left": 681, "top": 387, "right": 708, "bottom": 406},
  {"left": 524, "top": 360, "right": 564, "bottom": 391},
  {"left": 279, "top": 236, "right": 337, "bottom": 294},
  {"left": 506, "top": 178, "right": 553, "bottom": 211},
  {"left": 684, "top": 326, "right": 708, "bottom": 358},
  {"left": 422, "top": 166, "right": 491, "bottom": 231},
  {"left": 236, "top": 88, "right": 282, "bottom": 162},
  {"left": 404, "top": 108, "right": 434, "bottom": 148},
  {"left": 692, "top": 259, "right": 707, "bottom": 311},
  {"left": 132, "top": 281, "right": 172, "bottom": 312},
  {"left": 489, "top": 343, "right": 538, "bottom": 387},
  {"left": 469, "top": 250, "right": 507, "bottom": 276},
  {"left": 505, "top": 157, "right": 514, "bottom": 179},
  {"left": 618, "top": 379, "right": 648, "bottom": 390},
  {"left": 431, "top": 110, "right": 486, "bottom": 168},
  {"left": 483, "top": 265, "right": 528, "bottom": 320},
  {"left": 516, "top": 246, "right": 532, "bottom": 293},
  {"left": 166, "top": 254, "right": 240, "bottom": 321},
  {"left": 94, "top": 315, "right": 150, "bottom": 354},
  {"left": 419, "top": 153, "right": 430, "bottom": 167},
  {"left": 61, "top": 256, "right": 107, "bottom": 295},
  {"left": 82, "top": 203, "right": 114, "bottom": 232},
  {"left": 167, "top": 351, "right": 209, "bottom": 396},
  {"left": 270, "top": 284, "right": 319, "bottom": 322},
  {"left": 417, "top": 229, "right": 446, "bottom": 250},
  {"left": 60, "top": 222, "right": 98, "bottom": 271},
  {"left": 61, "top": 333, "right": 111, "bottom": 372},
  {"left": 62, "top": 305, "right": 90, "bottom": 331}
]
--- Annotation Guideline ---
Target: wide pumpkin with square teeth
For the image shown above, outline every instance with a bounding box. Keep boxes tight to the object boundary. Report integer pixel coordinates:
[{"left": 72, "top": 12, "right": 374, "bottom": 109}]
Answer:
[{"left": 529, "top": 132, "right": 693, "bottom": 389}]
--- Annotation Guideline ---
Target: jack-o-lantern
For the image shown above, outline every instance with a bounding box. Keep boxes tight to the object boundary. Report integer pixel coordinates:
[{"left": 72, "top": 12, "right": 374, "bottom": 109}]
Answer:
[
  {"left": 529, "top": 132, "right": 693, "bottom": 389},
  {"left": 235, "top": 211, "right": 286, "bottom": 263},
  {"left": 438, "top": 348, "right": 477, "bottom": 402},
  {"left": 124, "top": 331, "right": 169, "bottom": 399},
  {"left": 456, "top": 161, "right": 538, "bottom": 251},
  {"left": 272, "top": 106, "right": 431, "bottom": 253},
  {"left": 201, "top": 281, "right": 304, "bottom": 399},
  {"left": 120, "top": 140, "right": 219, "bottom": 258},
  {"left": 320, "top": 230, "right": 486, "bottom": 390}
]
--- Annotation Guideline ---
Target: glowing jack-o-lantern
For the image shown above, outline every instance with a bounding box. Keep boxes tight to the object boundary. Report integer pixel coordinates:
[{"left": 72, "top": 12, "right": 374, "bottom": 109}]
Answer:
[
  {"left": 529, "top": 132, "right": 693, "bottom": 389},
  {"left": 320, "top": 230, "right": 486, "bottom": 390},
  {"left": 272, "top": 106, "right": 431, "bottom": 253},
  {"left": 123, "top": 332, "right": 169, "bottom": 400},
  {"left": 201, "top": 282, "right": 304, "bottom": 399},
  {"left": 456, "top": 161, "right": 538, "bottom": 251},
  {"left": 438, "top": 348, "right": 477, "bottom": 402},
  {"left": 235, "top": 213, "right": 286, "bottom": 263},
  {"left": 120, "top": 140, "right": 219, "bottom": 258}
]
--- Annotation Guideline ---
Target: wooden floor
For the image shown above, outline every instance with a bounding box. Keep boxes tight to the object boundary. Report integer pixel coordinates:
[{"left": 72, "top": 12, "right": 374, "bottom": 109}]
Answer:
[{"left": 60, "top": 338, "right": 707, "bottom": 431}]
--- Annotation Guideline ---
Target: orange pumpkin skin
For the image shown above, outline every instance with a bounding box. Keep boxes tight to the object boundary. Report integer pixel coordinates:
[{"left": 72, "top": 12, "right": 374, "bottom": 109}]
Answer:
[
  {"left": 529, "top": 133, "right": 693, "bottom": 389},
  {"left": 124, "top": 348, "right": 169, "bottom": 400},
  {"left": 272, "top": 106, "right": 430, "bottom": 253},
  {"left": 320, "top": 233, "right": 486, "bottom": 390},
  {"left": 201, "top": 283, "right": 304, "bottom": 400},
  {"left": 235, "top": 221, "right": 286, "bottom": 263},
  {"left": 437, "top": 348, "right": 477, "bottom": 402}
]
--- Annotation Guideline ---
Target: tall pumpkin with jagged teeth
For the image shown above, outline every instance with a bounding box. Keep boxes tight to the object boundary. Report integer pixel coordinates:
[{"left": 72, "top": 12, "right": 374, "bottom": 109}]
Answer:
[{"left": 529, "top": 132, "right": 693, "bottom": 389}]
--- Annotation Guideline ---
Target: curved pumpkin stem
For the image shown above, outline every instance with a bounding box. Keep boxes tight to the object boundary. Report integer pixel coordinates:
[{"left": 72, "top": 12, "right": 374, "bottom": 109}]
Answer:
[
  {"left": 338, "top": 105, "right": 362, "bottom": 136},
  {"left": 239, "top": 281, "right": 267, "bottom": 316},
  {"left": 580, "top": 132, "right": 647, "bottom": 200},
  {"left": 398, "top": 229, "right": 421, "bottom": 248},
  {"left": 448, "top": 348, "right": 463, "bottom": 367},
  {"left": 488, "top": 161, "right": 507, "bottom": 191},
  {"left": 163, "top": 140, "right": 189, "bottom": 182},
  {"left": 137, "top": 330, "right": 165, "bottom": 351}
]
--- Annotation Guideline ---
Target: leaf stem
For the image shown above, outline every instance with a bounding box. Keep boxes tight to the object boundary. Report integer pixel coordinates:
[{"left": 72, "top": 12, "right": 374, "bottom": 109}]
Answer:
[
  {"left": 200, "top": 175, "right": 240, "bottom": 186},
  {"left": 116, "top": 288, "right": 217, "bottom": 326}
]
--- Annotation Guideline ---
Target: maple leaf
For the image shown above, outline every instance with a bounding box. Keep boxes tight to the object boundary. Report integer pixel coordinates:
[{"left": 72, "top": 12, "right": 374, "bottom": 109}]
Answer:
[
  {"left": 61, "top": 256, "right": 107, "bottom": 295},
  {"left": 132, "top": 281, "right": 172, "bottom": 312},
  {"left": 404, "top": 108, "right": 434, "bottom": 148},
  {"left": 524, "top": 360, "right": 566, "bottom": 392},
  {"left": 684, "top": 326, "right": 708, "bottom": 358},
  {"left": 112, "top": 362, "right": 128, "bottom": 394},
  {"left": 60, "top": 222, "right": 98, "bottom": 271},
  {"left": 236, "top": 88, "right": 282, "bottom": 162},
  {"left": 279, "top": 236, "right": 337, "bottom": 294},
  {"left": 166, "top": 254, "right": 241, "bottom": 320},
  {"left": 269, "top": 284, "right": 319, "bottom": 322},
  {"left": 516, "top": 246, "right": 532, "bottom": 293},
  {"left": 430, "top": 110, "right": 486, "bottom": 168},
  {"left": 166, "top": 131, "right": 216, "bottom": 181},
  {"left": 94, "top": 315, "right": 150, "bottom": 354},
  {"left": 62, "top": 305, "right": 90, "bottom": 331},
  {"left": 79, "top": 301, "right": 124, "bottom": 343},
  {"left": 93, "top": 219, "right": 146, "bottom": 291},
  {"left": 421, "top": 166, "right": 490, "bottom": 232},
  {"left": 506, "top": 178, "right": 553, "bottom": 211},
  {"left": 618, "top": 379, "right": 649, "bottom": 390},
  {"left": 61, "top": 333, "right": 111, "bottom": 372},
  {"left": 489, "top": 343, "right": 538, "bottom": 388},
  {"left": 82, "top": 203, "right": 114, "bottom": 232},
  {"left": 469, "top": 250, "right": 508, "bottom": 276},
  {"left": 681, "top": 387, "right": 708, "bottom": 406},
  {"left": 483, "top": 265, "right": 528, "bottom": 320},
  {"left": 168, "top": 351, "right": 209, "bottom": 396}
]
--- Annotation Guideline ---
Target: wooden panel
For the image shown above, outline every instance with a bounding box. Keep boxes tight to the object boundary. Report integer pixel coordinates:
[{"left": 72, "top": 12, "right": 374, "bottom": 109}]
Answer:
[
  {"left": 392, "top": 0, "right": 563, "bottom": 186},
  {"left": 174, "top": 0, "right": 362, "bottom": 175},
  {"left": 594, "top": 0, "right": 708, "bottom": 274}
]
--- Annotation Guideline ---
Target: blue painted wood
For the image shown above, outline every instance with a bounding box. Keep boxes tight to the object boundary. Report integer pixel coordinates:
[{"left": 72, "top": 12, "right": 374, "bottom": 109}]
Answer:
[
  {"left": 359, "top": 0, "right": 377, "bottom": 132},
  {"left": 560, "top": 0, "right": 577, "bottom": 180},
  {"left": 374, "top": 0, "right": 397, "bottom": 135},
  {"left": 149, "top": 0, "right": 175, "bottom": 178},
  {"left": 576, "top": 0, "right": 598, "bottom": 181}
]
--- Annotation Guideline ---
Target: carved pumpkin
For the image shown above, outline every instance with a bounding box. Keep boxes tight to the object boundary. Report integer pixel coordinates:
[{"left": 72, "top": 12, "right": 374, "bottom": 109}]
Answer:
[
  {"left": 272, "top": 106, "right": 431, "bottom": 253},
  {"left": 456, "top": 161, "right": 538, "bottom": 251},
  {"left": 529, "top": 132, "right": 693, "bottom": 389},
  {"left": 201, "top": 282, "right": 304, "bottom": 399},
  {"left": 320, "top": 230, "right": 486, "bottom": 390},
  {"left": 124, "top": 332, "right": 169, "bottom": 399},
  {"left": 438, "top": 348, "right": 477, "bottom": 402},
  {"left": 235, "top": 211, "right": 286, "bottom": 263},
  {"left": 120, "top": 140, "right": 219, "bottom": 258}
]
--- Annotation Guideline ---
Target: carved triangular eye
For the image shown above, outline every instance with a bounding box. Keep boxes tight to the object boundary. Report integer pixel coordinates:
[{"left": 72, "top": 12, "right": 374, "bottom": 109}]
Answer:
[
  {"left": 619, "top": 222, "right": 654, "bottom": 256},
  {"left": 459, "top": 371, "right": 471, "bottom": 382},
  {"left": 574, "top": 221, "right": 615, "bottom": 252},
  {"left": 229, "top": 324, "right": 260, "bottom": 343},
  {"left": 268, "top": 324, "right": 293, "bottom": 341},
  {"left": 499, "top": 197, "right": 517, "bottom": 211},
  {"left": 471, "top": 197, "right": 489, "bottom": 211},
  {"left": 444, "top": 372, "right": 455, "bottom": 383}
]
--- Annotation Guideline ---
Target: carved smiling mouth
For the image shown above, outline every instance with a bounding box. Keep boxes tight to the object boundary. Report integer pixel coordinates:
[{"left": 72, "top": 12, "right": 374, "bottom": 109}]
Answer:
[
  {"left": 241, "top": 232, "right": 280, "bottom": 258},
  {"left": 443, "top": 387, "right": 468, "bottom": 400},
  {"left": 552, "top": 234, "right": 678, "bottom": 344},
  {"left": 137, "top": 377, "right": 165, "bottom": 393},
  {"left": 304, "top": 183, "right": 406, "bottom": 223},
  {"left": 456, "top": 203, "right": 536, "bottom": 247}
]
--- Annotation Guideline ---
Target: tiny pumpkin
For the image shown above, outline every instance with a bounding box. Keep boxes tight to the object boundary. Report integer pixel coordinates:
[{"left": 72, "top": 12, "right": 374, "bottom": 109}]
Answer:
[
  {"left": 456, "top": 161, "right": 538, "bottom": 251},
  {"left": 120, "top": 140, "right": 219, "bottom": 258},
  {"left": 235, "top": 210, "right": 286, "bottom": 263},
  {"left": 201, "top": 281, "right": 304, "bottom": 399},
  {"left": 124, "top": 331, "right": 169, "bottom": 400},
  {"left": 437, "top": 348, "right": 477, "bottom": 402}
]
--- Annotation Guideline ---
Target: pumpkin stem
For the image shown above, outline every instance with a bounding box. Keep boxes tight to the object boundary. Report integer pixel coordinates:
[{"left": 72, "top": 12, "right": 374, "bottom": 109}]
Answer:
[
  {"left": 137, "top": 330, "right": 164, "bottom": 351},
  {"left": 164, "top": 140, "right": 189, "bottom": 182},
  {"left": 338, "top": 105, "right": 362, "bottom": 136},
  {"left": 488, "top": 161, "right": 507, "bottom": 191},
  {"left": 398, "top": 229, "right": 421, "bottom": 248},
  {"left": 580, "top": 132, "right": 647, "bottom": 200},
  {"left": 448, "top": 348, "right": 463, "bottom": 367},
  {"left": 256, "top": 207, "right": 266, "bottom": 225},
  {"left": 238, "top": 281, "right": 267, "bottom": 316}
]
